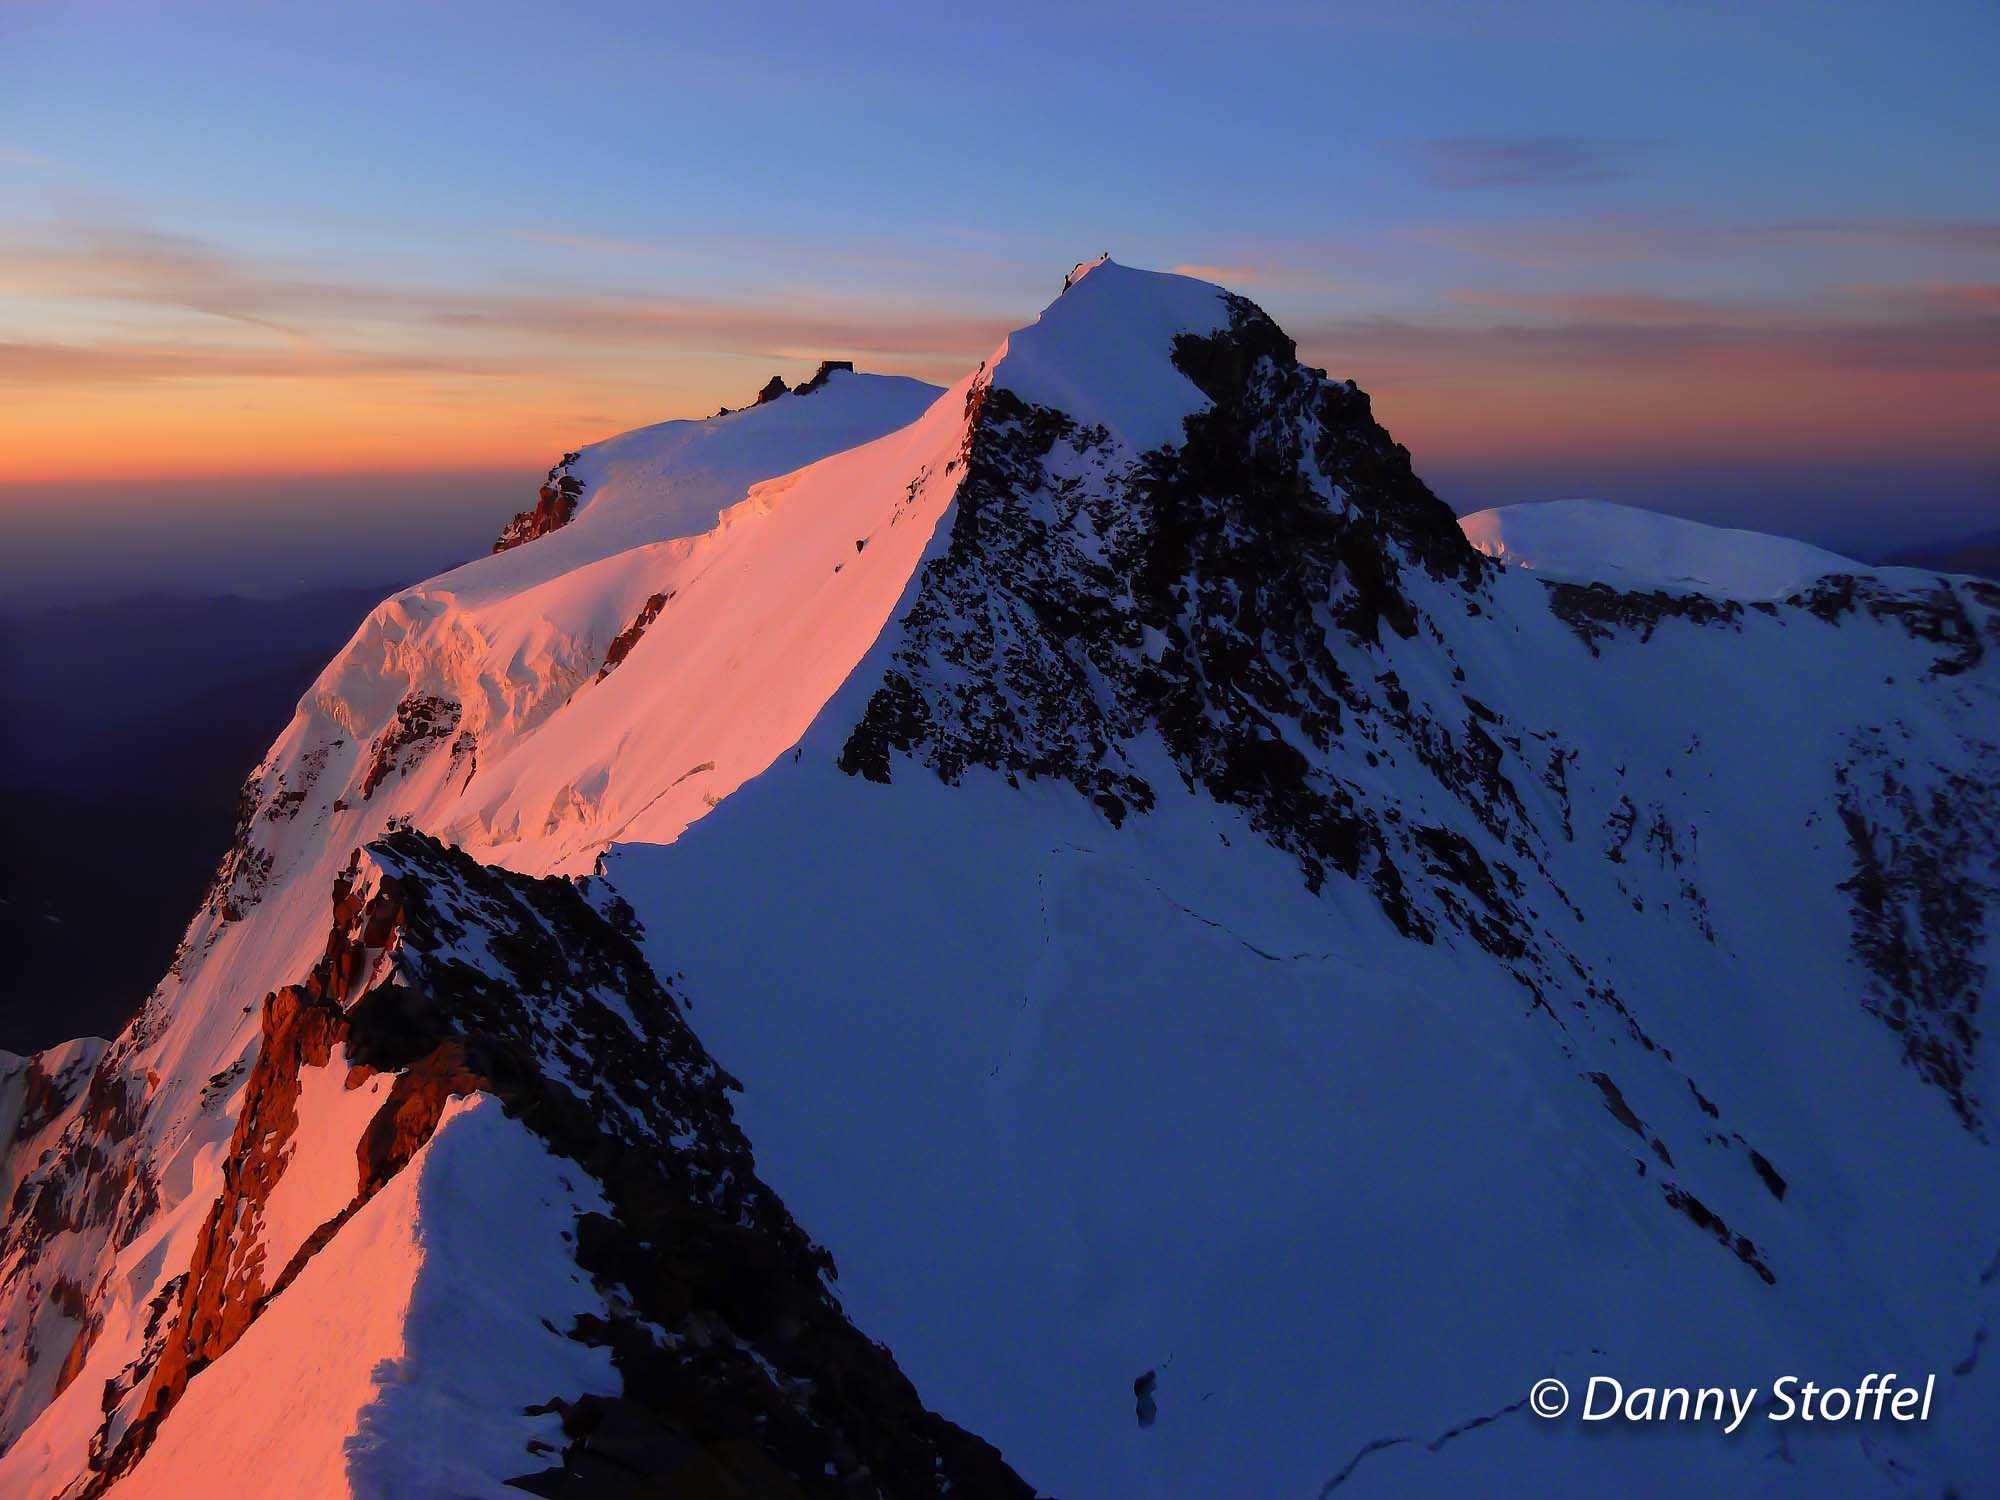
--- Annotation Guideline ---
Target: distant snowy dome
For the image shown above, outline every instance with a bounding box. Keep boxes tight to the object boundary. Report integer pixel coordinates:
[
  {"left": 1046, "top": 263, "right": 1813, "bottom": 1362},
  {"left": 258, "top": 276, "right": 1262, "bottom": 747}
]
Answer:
[{"left": 1459, "top": 498, "right": 1864, "bottom": 601}]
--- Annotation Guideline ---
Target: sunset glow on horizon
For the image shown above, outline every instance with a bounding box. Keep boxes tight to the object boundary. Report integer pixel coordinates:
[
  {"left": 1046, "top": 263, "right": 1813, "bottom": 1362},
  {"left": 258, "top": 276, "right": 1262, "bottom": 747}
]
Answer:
[{"left": 3, "top": 0, "right": 1994, "bottom": 551}]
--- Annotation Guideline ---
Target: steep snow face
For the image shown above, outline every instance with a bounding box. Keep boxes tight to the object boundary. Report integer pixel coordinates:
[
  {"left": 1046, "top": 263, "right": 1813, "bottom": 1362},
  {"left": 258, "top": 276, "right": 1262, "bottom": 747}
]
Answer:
[
  {"left": 0, "top": 369, "right": 972, "bottom": 1495},
  {"left": 1459, "top": 497, "right": 1867, "bottom": 600},
  {"left": 245, "top": 366, "right": 959, "bottom": 883},
  {"left": 603, "top": 278, "right": 2000, "bottom": 1494}
]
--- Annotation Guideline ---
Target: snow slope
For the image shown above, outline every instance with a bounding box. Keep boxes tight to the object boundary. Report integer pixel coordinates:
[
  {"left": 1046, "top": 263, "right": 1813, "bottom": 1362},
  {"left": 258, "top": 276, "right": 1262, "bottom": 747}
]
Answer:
[
  {"left": 593, "top": 281, "right": 2000, "bottom": 1495},
  {"left": 0, "top": 366, "right": 962, "bottom": 1496},
  {"left": 503, "top": 366, "right": 941, "bottom": 570},
  {"left": 1460, "top": 497, "right": 1868, "bottom": 599},
  {"left": 120, "top": 1097, "right": 615, "bottom": 1500},
  {"left": 3, "top": 261, "right": 1996, "bottom": 1498}
]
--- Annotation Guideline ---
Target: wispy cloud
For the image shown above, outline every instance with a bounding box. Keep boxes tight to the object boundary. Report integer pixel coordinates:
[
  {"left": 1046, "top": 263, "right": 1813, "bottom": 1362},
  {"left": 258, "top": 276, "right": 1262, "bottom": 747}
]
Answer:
[
  {"left": 0, "top": 216, "right": 1011, "bottom": 374},
  {"left": 9, "top": 209, "right": 1994, "bottom": 483},
  {"left": 0, "top": 211, "right": 1024, "bottom": 477},
  {"left": 0, "top": 339, "right": 505, "bottom": 388},
  {"left": 1168, "top": 263, "right": 1261, "bottom": 284},
  {"left": 1448, "top": 289, "right": 1742, "bottom": 324},
  {"left": 1417, "top": 216, "right": 2000, "bottom": 268},
  {"left": 1418, "top": 135, "right": 1652, "bottom": 189},
  {"left": 1309, "top": 292, "right": 2000, "bottom": 376},
  {"left": 1896, "top": 282, "right": 2000, "bottom": 310},
  {"left": 505, "top": 230, "right": 666, "bottom": 258},
  {"left": 1280, "top": 269, "right": 2000, "bottom": 471},
  {"left": 1754, "top": 220, "right": 2000, "bottom": 253}
]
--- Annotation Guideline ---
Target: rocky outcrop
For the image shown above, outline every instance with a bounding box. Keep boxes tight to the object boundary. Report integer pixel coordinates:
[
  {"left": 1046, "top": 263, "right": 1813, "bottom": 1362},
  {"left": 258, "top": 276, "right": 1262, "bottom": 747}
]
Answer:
[
  {"left": 596, "top": 592, "right": 671, "bottom": 683},
  {"left": 719, "top": 363, "right": 856, "bottom": 417},
  {"left": 1790, "top": 574, "right": 1993, "bottom": 677},
  {"left": 795, "top": 359, "right": 854, "bottom": 395},
  {"left": 0, "top": 1034, "right": 160, "bottom": 1457},
  {"left": 1, "top": 1041, "right": 107, "bottom": 1156},
  {"left": 494, "top": 452, "right": 586, "bottom": 554},
  {"left": 840, "top": 290, "right": 1486, "bottom": 920},
  {"left": 84, "top": 831, "right": 1029, "bottom": 1496},
  {"left": 1834, "top": 732, "right": 2000, "bottom": 1132},
  {"left": 1545, "top": 580, "right": 1744, "bottom": 654},
  {"left": 358, "top": 693, "right": 462, "bottom": 800}
]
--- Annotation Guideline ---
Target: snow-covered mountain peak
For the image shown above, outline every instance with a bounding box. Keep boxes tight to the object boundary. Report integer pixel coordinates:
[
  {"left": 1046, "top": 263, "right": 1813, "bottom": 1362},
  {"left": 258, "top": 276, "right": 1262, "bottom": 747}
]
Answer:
[
  {"left": 1459, "top": 497, "right": 1868, "bottom": 600},
  {"left": 989, "top": 258, "right": 1235, "bottom": 451},
  {"left": 1061, "top": 251, "right": 1112, "bottom": 288},
  {"left": 4, "top": 261, "right": 1997, "bottom": 1498}
]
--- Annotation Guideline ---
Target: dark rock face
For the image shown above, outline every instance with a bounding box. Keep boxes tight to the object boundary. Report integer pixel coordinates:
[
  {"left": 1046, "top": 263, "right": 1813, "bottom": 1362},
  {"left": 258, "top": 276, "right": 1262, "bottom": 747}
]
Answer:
[
  {"left": 203, "top": 778, "right": 276, "bottom": 929},
  {"left": 0, "top": 1038, "right": 162, "bottom": 1457},
  {"left": 83, "top": 831, "right": 1030, "bottom": 1497},
  {"left": 1545, "top": 580, "right": 1743, "bottom": 655},
  {"left": 5, "top": 1044, "right": 103, "bottom": 1146},
  {"left": 839, "top": 292, "right": 1488, "bottom": 920},
  {"left": 359, "top": 693, "right": 463, "bottom": 800},
  {"left": 596, "top": 592, "right": 672, "bottom": 683},
  {"left": 1789, "top": 574, "right": 1992, "bottom": 677},
  {"left": 753, "top": 376, "right": 790, "bottom": 407},
  {"left": 833, "top": 297, "right": 1718, "bottom": 1032},
  {"left": 1834, "top": 733, "right": 2000, "bottom": 1132},
  {"left": 495, "top": 452, "right": 586, "bottom": 554},
  {"left": 1660, "top": 1183, "right": 1776, "bottom": 1285},
  {"left": 1528, "top": 565, "right": 2000, "bottom": 1125}
]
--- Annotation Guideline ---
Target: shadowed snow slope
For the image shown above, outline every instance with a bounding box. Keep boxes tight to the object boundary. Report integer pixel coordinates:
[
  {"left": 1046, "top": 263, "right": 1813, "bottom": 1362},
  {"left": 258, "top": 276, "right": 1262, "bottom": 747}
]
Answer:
[{"left": 3, "top": 262, "right": 1997, "bottom": 1498}]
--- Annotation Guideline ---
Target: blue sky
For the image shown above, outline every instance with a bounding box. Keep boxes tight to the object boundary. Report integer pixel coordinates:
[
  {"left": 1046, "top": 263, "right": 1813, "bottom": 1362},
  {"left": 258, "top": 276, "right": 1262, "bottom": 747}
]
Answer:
[{"left": 1, "top": 0, "right": 1995, "bottom": 598}]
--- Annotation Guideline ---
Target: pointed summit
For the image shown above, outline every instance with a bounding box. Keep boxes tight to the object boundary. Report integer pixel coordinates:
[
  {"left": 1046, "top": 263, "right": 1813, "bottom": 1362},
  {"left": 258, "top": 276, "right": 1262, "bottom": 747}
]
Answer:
[{"left": 988, "top": 258, "right": 1238, "bottom": 451}]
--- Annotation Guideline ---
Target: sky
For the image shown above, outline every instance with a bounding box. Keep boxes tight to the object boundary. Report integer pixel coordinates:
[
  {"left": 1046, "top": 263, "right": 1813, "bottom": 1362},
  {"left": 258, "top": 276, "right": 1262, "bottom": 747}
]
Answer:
[{"left": 2, "top": 0, "right": 1996, "bottom": 603}]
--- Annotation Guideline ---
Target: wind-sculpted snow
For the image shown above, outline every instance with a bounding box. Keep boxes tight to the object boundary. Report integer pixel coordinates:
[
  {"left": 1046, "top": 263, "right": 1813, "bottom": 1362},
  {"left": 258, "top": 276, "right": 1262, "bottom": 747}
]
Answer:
[{"left": 4, "top": 260, "right": 1997, "bottom": 1497}]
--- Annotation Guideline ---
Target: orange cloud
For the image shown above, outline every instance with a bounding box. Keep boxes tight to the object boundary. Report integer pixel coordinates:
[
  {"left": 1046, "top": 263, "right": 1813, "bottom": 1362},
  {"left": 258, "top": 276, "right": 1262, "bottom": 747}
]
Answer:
[
  {"left": 7, "top": 212, "right": 1996, "bottom": 488},
  {"left": 0, "top": 216, "right": 1013, "bottom": 482},
  {"left": 1296, "top": 289, "right": 2000, "bottom": 469}
]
